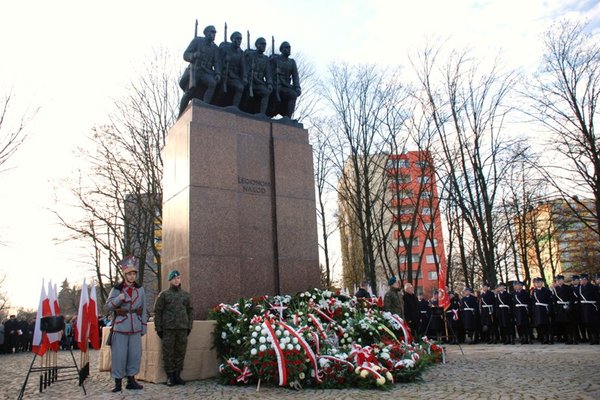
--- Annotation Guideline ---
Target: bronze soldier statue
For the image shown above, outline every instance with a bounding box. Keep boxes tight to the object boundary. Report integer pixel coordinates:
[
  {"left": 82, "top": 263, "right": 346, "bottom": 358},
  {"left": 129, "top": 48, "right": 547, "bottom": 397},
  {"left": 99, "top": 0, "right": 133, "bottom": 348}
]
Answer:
[
  {"left": 268, "top": 41, "right": 301, "bottom": 118},
  {"left": 243, "top": 37, "right": 273, "bottom": 114},
  {"left": 215, "top": 31, "right": 247, "bottom": 109},
  {"left": 178, "top": 25, "right": 222, "bottom": 116}
]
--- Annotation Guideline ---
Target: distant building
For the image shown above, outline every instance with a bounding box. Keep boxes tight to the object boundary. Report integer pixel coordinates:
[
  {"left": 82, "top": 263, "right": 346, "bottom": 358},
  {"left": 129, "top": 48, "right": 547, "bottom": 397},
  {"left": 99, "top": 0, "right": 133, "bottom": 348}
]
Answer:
[
  {"left": 517, "top": 197, "right": 600, "bottom": 283},
  {"left": 338, "top": 150, "right": 447, "bottom": 297}
]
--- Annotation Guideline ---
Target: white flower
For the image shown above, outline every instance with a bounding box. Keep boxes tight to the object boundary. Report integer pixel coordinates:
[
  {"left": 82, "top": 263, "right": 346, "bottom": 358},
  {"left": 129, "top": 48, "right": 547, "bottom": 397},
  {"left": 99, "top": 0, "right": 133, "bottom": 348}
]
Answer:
[
  {"left": 355, "top": 367, "right": 360, "bottom": 374},
  {"left": 376, "top": 377, "right": 386, "bottom": 386},
  {"left": 386, "top": 372, "right": 393, "bottom": 382},
  {"left": 236, "top": 340, "right": 241, "bottom": 344},
  {"left": 360, "top": 370, "right": 369, "bottom": 378},
  {"left": 259, "top": 337, "right": 266, "bottom": 344},
  {"left": 255, "top": 325, "right": 261, "bottom": 332},
  {"left": 221, "top": 332, "right": 227, "bottom": 339},
  {"left": 299, "top": 372, "right": 305, "bottom": 380},
  {"left": 295, "top": 344, "right": 301, "bottom": 351},
  {"left": 292, "top": 337, "right": 298, "bottom": 344},
  {"left": 283, "top": 330, "right": 290, "bottom": 337},
  {"left": 287, "top": 344, "right": 294, "bottom": 350},
  {"left": 275, "top": 330, "right": 282, "bottom": 337},
  {"left": 380, "top": 352, "right": 390, "bottom": 360},
  {"left": 259, "top": 344, "right": 267, "bottom": 352},
  {"left": 267, "top": 336, "right": 273, "bottom": 343},
  {"left": 261, "top": 328, "right": 268, "bottom": 336},
  {"left": 344, "top": 333, "right": 349, "bottom": 338},
  {"left": 251, "top": 331, "right": 258, "bottom": 338},
  {"left": 250, "top": 348, "right": 258, "bottom": 356},
  {"left": 250, "top": 338, "right": 257, "bottom": 345}
]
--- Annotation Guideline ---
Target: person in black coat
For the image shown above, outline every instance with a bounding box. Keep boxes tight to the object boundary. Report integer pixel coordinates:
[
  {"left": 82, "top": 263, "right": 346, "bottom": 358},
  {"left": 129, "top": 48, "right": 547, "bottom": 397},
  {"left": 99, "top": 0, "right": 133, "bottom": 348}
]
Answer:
[
  {"left": 417, "top": 292, "right": 430, "bottom": 337},
  {"left": 461, "top": 287, "right": 479, "bottom": 344},
  {"left": 479, "top": 283, "right": 497, "bottom": 344},
  {"left": 403, "top": 283, "right": 420, "bottom": 337},
  {"left": 512, "top": 281, "right": 531, "bottom": 344},
  {"left": 355, "top": 280, "right": 371, "bottom": 299},
  {"left": 428, "top": 291, "right": 444, "bottom": 340},
  {"left": 495, "top": 282, "right": 514, "bottom": 344},
  {"left": 579, "top": 273, "right": 600, "bottom": 345},
  {"left": 445, "top": 293, "right": 462, "bottom": 344},
  {"left": 532, "top": 277, "right": 553, "bottom": 344},
  {"left": 570, "top": 275, "right": 585, "bottom": 343},
  {"left": 552, "top": 274, "right": 574, "bottom": 343}
]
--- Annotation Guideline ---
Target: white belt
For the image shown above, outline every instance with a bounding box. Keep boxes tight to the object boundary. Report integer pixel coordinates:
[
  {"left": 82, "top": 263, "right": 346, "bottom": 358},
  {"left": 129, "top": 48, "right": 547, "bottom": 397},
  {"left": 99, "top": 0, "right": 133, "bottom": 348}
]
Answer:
[
  {"left": 535, "top": 302, "right": 548, "bottom": 307},
  {"left": 420, "top": 311, "right": 428, "bottom": 314},
  {"left": 581, "top": 300, "right": 597, "bottom": 304},
  {"left": 515, "top": 304, "right": 528, "bottom": 307},
  {"left": 557, "top": 301, "right": 569, "bottom": 305},
  {"left": 482, "top": 305, "right": 493, "bottom": 308},
  {"left": 499, "top": 305, "right": 509, "bottom": 308},
  {"left": 463, "top": 307, "right": 474, "bottom": 311}
]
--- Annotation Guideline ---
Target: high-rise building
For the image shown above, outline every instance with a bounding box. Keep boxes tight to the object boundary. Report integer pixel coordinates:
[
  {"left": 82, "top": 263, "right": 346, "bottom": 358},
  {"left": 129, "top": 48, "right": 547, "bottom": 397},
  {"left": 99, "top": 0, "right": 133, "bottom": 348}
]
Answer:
[
  {"left": 338, "top": 150, "right": 447, "bottom": 297},
  {"left": 517, "top": 197, "right": 599, "bottom": 282}
]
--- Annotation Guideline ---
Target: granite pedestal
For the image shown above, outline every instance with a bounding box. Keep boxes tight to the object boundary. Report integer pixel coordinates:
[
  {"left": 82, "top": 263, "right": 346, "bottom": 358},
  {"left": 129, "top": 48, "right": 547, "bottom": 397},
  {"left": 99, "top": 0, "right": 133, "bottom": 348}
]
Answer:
[{"left": 162, "top": 100, "right": 320, "bottom": 319}]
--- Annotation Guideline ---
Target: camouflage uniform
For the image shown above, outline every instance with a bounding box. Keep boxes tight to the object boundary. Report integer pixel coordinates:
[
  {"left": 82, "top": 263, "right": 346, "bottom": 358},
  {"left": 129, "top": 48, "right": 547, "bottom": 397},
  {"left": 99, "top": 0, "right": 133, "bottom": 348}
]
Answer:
[{"left": 154, "top": 285, "right": 193, "bottom": 377}]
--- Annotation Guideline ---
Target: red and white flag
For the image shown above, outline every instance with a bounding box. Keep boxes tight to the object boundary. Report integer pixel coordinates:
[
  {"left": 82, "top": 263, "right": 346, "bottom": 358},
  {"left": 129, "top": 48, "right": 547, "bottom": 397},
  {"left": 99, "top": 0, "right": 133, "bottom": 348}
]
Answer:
[
  {"left": 31, "top": 279, "right": 48, "bottom": 356},
  {"left": 76, "top": 278, "right": 90, "bottom": 352},
  {"left": 437, "top": 263, "right": 450, "bottom": 310},
  {"left": 88, "top": 281, "right": 100, "bottom": 350},
  {"left": 46, "top": 281, "right": 62, "bottom": 349}
]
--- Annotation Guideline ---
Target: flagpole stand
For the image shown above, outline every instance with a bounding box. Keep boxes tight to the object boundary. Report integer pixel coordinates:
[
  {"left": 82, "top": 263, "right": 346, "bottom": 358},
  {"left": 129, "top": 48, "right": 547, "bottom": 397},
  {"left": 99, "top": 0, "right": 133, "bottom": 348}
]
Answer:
[
  {"left": 424, "top": 306, "right": 465, "bottom": 356},
  {"left": 17, "top": 316, "right": 87, "bottom": 400}
]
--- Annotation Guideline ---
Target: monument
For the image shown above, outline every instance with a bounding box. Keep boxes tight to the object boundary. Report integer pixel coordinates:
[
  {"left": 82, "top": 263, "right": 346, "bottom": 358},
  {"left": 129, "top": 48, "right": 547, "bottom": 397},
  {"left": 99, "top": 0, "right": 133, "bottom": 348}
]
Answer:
[{"left": 162, "top": 99, "right": 320, "bottom": 319}]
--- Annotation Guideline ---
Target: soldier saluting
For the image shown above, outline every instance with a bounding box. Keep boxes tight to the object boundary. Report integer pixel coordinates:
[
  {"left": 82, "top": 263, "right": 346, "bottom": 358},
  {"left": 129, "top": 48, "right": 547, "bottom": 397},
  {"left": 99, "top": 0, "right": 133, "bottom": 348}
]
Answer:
[{"left": 154, "top": 270, "right": 194, "bottom": 386}]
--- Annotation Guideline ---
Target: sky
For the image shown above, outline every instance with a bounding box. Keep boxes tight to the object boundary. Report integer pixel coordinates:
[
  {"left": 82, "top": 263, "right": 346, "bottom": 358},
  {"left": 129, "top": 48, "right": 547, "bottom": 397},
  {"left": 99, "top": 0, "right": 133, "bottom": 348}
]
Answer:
[{"left": 0, "top": 0, "right": 598, "bottom": 311}]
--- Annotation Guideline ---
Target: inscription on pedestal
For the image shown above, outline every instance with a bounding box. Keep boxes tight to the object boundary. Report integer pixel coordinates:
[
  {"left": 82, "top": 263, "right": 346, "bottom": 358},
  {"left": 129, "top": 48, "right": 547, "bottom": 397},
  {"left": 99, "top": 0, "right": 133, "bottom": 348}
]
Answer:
[{"left": 238, "top": 176, "right": 270, "bottom": 195}]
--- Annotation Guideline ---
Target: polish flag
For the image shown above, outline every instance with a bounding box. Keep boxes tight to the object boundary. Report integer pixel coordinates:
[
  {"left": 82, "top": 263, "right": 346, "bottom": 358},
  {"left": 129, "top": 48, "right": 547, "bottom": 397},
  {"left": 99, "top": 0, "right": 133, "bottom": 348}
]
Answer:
[
  {"left": 437, "top": 263, "right": 450, "bottom": 310},
  {"left": 88, "top": 281, "right": 100, "bottom": 350},
  {"left": 76, "top": 278, "right": 90, "bottom": 352},
  {"left": 46, "top": 281, "right": 62, "bottom": 349},
  {"left": 31, "top": 280, "right": 48, "bottom": 356}
]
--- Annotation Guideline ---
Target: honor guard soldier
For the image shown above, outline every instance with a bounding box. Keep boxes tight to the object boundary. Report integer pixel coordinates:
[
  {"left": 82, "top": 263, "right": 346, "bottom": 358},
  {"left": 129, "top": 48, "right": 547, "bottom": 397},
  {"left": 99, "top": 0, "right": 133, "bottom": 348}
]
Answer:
[
  {"left": 105, "top": 256, "right": 148, "bottom": 392},
  {"left": 570, "top": 275, "right": 584, "bottom": 343},
  {"left": 417, "top": 292, "right": 430, "bottom": 337},
  {"left": 154, "top": 270, "right": 194, "bottom": 386},
  {"left": 579, "top": 273, "right": 600, "bottom": 345},
  {"left": 461, "top": 287, "right": 479, "bottom": 344},
  {"left": 552, "top": 274, "right": 574, "bottom": 343},
  {"left": 532, "top": 277, "right": 553, "bottom": 344},
  {"left": 512, "top": 281, "right": 531, "bottom": 344},
  {"left": 445, "top": 293, "right": 462, "bottom": 344},
  {"left": 480, "top": 283, "right": 496, "bottom": 343},
  {"left": 495, "top": 282, "right": 514, "bottom": 344}
]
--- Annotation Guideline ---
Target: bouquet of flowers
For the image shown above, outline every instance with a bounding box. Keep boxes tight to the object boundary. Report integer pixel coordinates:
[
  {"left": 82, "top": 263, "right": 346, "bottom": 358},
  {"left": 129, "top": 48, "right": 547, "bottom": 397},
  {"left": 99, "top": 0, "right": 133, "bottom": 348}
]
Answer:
[{"left": 210, "top": 288, "right": 445, "bottom": 390}]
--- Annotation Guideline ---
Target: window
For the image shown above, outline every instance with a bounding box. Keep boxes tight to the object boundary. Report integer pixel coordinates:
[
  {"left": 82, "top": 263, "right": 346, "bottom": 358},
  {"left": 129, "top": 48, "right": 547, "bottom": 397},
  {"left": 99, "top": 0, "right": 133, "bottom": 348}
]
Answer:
[
  {"left": 426, "top": 255, "right": 439, "bottom": 264},
  {"left": 422, "top": 207, "right": 431, "bottom": 215},
  {"left": 427, "top": 271, "right": 438, "bottom": 280},
  {"left": 425, "top": 239, "right": 438, "bottom": 247},
  {"left": 416, "top": 160, "right": 429, "bottom": 168},
  {"left": 420, "top": 192, "right": 432, "bottom": 199},
  {"left": 423, "top": 222, "right": 434, "bottom": 231},
  {"left": 418, "top": 176, "right": 431, "bottom": 184},
  {"left": 397, "top": 237, "right": 419, "bottom": 247},
  {"left": 399, "top": 255, "right": 420, "bottom": 264},
  {"left": 397, "top": 159, "right": 410, "bottom": 168}
]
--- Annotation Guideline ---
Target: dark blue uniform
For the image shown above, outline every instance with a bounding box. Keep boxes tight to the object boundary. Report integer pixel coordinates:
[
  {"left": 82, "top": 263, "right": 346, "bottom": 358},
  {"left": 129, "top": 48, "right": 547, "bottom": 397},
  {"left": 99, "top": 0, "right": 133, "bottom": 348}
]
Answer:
[
  {"left": 552, "top": 283, "right": 574, "bottom": 342},
  {"left": 461, "top": 294, "right": 479, "bottom": 343},
  {"left": 532, "top": 286, "right": 553, "bottom": 344},
  {"left": 512, "top": 288, "right": 531, "bottom": 344},
  {"left": 579, "top": 281, "right": 600, "bottom": 344},
  {"left": 417, "top": 298, "right": 430, "bottom": 337},
  {"left": 480, "top": 289, "right": 496, "bottom": 343},
  {"left": 496, "top": 289, "right": 514, "bottom": 344}
]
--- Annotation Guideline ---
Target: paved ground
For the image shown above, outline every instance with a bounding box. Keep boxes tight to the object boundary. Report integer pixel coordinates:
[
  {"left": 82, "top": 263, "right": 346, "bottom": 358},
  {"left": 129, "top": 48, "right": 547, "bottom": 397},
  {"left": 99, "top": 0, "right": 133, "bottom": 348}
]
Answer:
[{"left": 6, "top": 344, "right": 600, "bottom": 400}]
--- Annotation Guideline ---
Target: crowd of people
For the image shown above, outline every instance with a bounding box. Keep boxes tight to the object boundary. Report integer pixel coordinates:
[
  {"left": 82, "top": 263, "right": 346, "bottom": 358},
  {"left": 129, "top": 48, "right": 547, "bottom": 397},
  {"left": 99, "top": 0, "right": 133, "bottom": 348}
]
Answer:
[{"left": 374, "top": 272, "right": 600, "bottom": 345}]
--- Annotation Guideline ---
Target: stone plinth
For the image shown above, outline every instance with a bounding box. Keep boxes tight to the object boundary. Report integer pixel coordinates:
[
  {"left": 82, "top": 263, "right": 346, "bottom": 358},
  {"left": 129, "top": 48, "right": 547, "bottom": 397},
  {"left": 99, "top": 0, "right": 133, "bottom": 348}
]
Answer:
[
  {"left": 99, "top": 322, "right": 218, "bottom": 382},
  {"left": 162, "top": 100, "right": 320, "bottom": 319}
]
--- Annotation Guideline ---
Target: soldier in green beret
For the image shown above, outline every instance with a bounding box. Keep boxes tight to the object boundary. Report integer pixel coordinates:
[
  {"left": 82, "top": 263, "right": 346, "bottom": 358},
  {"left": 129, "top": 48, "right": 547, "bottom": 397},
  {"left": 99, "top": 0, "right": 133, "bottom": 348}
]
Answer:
[{"left": 154, "top": 270, "right": 194, "bottom": 386}]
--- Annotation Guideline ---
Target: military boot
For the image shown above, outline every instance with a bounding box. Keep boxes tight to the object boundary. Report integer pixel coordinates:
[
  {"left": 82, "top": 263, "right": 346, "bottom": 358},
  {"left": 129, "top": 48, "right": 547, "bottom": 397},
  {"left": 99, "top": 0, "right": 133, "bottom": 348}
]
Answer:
[
  {"left": 111, "top": 378, "right": 122, "bottom": 393},
  {"left": 126, "top": 376, "right": 143, "bottom": 390},
  {"left": 174, "top": 370, "right": 186, "bottom": 385},
  {"left": 166, "top": 372, "right": 176, "bottom": 387}
]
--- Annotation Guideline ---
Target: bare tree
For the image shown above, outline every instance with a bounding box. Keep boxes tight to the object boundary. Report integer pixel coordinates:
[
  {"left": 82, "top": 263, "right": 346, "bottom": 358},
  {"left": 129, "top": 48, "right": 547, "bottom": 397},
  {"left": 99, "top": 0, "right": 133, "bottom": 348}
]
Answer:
[
  {"left": 412, "top": 45, "right": 521, "bottom": 286},
  {"left": 323, "top": 63, "right": 404, "bottom": 294},
  {"left": 0, "top": 91, "right": 33, "bottom": 174},
  {"left": 54, "top": 48, "right": 179, "bottom": 305},
  {"left": 526, "top": 19, "right": 600, "bottom": 239}
]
